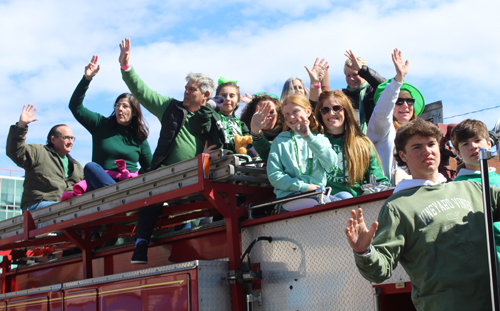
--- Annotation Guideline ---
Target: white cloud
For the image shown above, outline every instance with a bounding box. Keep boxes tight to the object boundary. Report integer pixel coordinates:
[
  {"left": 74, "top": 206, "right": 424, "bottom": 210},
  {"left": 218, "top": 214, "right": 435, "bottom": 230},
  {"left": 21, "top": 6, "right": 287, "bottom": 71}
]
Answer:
[{"left": 0, "top": 0, "right": 499, "bottom": 170}]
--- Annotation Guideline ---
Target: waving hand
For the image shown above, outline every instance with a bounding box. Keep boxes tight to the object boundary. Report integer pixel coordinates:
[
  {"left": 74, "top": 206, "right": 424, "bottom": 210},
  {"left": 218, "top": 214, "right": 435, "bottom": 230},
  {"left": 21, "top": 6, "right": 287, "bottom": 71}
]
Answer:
[
  {"left": 18, "top": 104, "right": 39, "bottom": 128},
  {"left": 392, "top": 48, "right": 409, "bottom": 83},
  {"left": 119, "top": 38, "right": 131, "bottom": 67},
  {"left": 345, "top": 208, "right": 378, "bottom": 253},
  {"left": 84, "top": 55, "right": 100, "bottom": 79}
]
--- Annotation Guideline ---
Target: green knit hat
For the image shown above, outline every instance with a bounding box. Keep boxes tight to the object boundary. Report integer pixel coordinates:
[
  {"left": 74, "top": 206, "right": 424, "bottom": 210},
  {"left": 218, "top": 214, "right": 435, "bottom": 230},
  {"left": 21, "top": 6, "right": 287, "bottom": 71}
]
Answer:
[{"left": 373, "top": 78, "right": 425, "bottom": 117}]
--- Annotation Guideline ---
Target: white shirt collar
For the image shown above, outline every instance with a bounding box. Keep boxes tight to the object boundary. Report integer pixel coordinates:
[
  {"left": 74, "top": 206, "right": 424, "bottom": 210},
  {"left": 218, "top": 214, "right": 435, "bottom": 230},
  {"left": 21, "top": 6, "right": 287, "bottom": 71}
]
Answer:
[{"left": 394, "top": 173, "right": 448, "bottom": 193}]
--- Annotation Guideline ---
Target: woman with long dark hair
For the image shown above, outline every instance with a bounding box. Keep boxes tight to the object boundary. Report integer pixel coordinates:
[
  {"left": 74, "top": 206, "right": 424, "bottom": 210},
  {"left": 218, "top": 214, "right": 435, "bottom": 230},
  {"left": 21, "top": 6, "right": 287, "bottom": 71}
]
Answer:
[
  {"left": 240, "top": 93, "right": 281, "bottom": 162},
  {"left": 69, "top": 55, "right": 152, "bottom": 191}
]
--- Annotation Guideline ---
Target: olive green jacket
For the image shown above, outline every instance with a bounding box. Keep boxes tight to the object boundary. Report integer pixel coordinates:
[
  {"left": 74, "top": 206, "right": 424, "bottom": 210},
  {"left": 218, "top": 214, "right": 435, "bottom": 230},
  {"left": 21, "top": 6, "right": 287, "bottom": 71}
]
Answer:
[{"left": 6, "top": 124, "right": 84, "bottom": 209}]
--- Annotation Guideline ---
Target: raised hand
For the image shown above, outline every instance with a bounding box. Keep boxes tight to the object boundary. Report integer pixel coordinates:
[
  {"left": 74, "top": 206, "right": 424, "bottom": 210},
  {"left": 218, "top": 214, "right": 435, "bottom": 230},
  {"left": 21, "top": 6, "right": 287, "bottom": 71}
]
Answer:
[
  {"left": 240, "top": 93, "right": 252, "bottom": 104},
  {"left": 119, "top": 38, "right": 131, "bottom": 67},
  {"left": 251, "top": 101, "right": 272, "bottom": 133},
  {"left": 392, "top": 48, "right": 409, "bottom": 83},
  {"left": 345, "top": 208, "right": 378, "bottom": 253},
  {"left": 291, "top": 115, "right": 310, "bottom": 138},
  {"left": 305, "top": 58, "right": 328, "bottom": 84},
  {"left": 18, "top": 104, "right": 39, "bottom": 128},
  {"left": 84, "top": 55, "right": 100, "bottom": 80},
  {"left": 344, "top": 50, "right": 362, "bottom": 72}
]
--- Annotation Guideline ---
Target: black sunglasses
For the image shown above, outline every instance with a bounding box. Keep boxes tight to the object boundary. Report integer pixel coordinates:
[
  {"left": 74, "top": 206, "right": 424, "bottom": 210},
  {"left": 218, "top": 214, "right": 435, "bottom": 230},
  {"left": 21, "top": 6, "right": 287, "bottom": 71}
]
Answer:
[
  {"left": 396, "top": 98, "right": 415, "bottom": 106},
  {"left": 320, "top": 105, "right": 343, "bottom": 115}
]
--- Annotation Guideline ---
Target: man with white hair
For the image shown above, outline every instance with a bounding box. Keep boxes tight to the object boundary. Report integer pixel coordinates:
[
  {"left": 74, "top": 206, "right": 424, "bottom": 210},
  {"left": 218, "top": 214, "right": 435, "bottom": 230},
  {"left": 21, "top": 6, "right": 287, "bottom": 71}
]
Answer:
[{"left": 119, "top": 38, "right": 216, "bottom": 264}]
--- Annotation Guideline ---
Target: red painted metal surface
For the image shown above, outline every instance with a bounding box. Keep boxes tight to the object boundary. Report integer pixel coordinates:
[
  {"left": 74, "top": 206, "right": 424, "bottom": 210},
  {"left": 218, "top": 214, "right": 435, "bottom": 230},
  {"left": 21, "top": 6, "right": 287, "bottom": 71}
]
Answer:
[
  {"left": 2, "top": 226, "right": 229, "bottom": 291},
  {"left": 5, "top": 293, "right": 51, "bottom": 310},
  {"left": 374, "top": 282, "right": 412, "bottom": 294},
  {"left": 374, "top": 282, "right": 415, "bottom": 311},
  {"left": 0, "top": 153, "right": 402, "bottom": 310},
  {"left": 0, "top": 153, "right": 276, "bottom": 311},
  {"left": 1, "top": 268, "right": 198, "bottom": 311}
]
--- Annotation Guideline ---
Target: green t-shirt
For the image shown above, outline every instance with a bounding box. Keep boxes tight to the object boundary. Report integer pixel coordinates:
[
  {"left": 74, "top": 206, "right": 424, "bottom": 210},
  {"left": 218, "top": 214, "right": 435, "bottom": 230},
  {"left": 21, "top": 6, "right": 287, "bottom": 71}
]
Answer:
[
  {"left": 59, "top": 155, "right": 69, "bottom": 178},
  {"left": 163, "top": 112, "right": 204, "bottom": 167}
]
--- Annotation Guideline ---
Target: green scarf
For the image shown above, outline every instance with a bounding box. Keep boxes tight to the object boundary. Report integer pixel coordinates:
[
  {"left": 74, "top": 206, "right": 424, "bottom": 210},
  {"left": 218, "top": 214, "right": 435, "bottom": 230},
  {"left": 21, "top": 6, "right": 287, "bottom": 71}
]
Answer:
[{"left": 346, "top": 81, "right": 369, "bottom": 133}]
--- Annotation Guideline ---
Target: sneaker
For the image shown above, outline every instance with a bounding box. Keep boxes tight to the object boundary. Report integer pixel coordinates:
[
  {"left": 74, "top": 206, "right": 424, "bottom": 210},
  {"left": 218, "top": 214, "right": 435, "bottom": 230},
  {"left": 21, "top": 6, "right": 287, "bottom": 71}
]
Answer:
[{"left": 131, "top": 241, "right": 148, "bottom": 264}]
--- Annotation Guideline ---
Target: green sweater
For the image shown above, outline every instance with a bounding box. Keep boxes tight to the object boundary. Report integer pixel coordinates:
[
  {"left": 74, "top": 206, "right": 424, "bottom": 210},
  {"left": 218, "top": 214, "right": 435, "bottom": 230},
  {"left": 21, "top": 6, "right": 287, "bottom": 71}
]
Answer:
[
  {"left": 253, "top": 135, "right": 272, "bottom": 162},
  {"left": 121, "top": 67, "right": 204, "bottom": 167},
  {"left": 454, "top": 168, "right": 500, "bottom": 186},
  {"left": 325, "top": 134, "right": 388, "bottom": 196},
  {"left": 69, "top": 76, "right": 152, "bottom": 172},
  {"left": 249, "top": 126, "right": 283, "bottom": 163},
  {"left": 267, "top": 131, "right": 337, "bottom": 198},
  {"left": 6, "top": 124, "right": 84, "bottom": 209},
  {"left": 355, "top": 181, "right": 500, "bottom": 311},
  {"left": 185, "top": 105, "right": 249, "bottom": 154}
]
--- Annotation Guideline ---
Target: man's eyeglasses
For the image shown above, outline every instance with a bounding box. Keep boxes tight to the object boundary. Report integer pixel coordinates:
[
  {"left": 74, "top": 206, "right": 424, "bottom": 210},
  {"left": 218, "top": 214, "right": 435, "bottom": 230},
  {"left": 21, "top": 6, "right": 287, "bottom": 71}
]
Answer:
[
  {"left": 320, "top": 105, "right": 343, "bottom": 115},
  {"left": 58, "top": 136, "right": 76, "bottom": 142},
  {"left": 254, "top": 92, "right": 279, "bottom": 100},
  {"left": 396, "top": 98, "right": 415, "bottom": 106}
]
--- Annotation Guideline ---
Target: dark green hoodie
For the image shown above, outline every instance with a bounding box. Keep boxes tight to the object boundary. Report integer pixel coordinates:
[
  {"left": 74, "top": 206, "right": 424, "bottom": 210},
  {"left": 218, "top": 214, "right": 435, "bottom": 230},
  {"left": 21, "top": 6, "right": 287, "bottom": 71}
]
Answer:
[{"left": 185, "top": 105, "right": 249, "bottom": 154}]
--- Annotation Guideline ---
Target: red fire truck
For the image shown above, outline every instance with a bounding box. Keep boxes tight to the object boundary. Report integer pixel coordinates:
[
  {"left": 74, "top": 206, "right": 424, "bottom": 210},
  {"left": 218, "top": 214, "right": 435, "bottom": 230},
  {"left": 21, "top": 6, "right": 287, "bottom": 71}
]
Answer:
[{"left": 0, "top": 150, "right": 414, "bottom": 310}]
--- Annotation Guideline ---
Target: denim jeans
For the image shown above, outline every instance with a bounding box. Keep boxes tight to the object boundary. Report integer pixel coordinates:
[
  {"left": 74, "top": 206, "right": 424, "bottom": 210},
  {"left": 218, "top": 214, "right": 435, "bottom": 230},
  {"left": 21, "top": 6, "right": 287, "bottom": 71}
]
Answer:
[
  {"left": 25, "top": 201, "right": 58, "bottom": 212},
  {"left": 84, "top": 162, "right": 116, "bottom": 191}
]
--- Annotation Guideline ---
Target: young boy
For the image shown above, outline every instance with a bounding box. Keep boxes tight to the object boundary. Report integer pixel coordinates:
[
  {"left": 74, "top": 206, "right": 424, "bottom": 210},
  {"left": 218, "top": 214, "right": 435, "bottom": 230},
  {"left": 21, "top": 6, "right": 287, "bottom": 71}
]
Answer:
[
  {"left": 451, "top": 118, "right": 500, "bottom": 265},
  {"left": 451, "top": 119, "right": 500, "bottom": 186},
  {"left": 345, "top": 118, "right": 500, "bottom": 311}
]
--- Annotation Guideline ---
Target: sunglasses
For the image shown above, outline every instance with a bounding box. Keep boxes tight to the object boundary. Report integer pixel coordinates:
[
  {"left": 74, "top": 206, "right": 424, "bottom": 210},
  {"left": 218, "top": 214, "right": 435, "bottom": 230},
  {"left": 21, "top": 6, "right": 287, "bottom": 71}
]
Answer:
[
  {"left": 396, "top": 98, "right": 415, "bottom": 106},
  {"left": 320, "top": 105, "right": 343, "bottom": 115},
  {"left": 254, "top": 92, "right": 279, "bottom": 100}
]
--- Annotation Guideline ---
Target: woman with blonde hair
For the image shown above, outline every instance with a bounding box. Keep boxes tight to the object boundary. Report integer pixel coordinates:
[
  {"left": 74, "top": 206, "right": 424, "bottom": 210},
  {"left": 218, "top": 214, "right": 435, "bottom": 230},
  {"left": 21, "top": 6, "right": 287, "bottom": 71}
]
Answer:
[
  {"left": 267, "top": 94, "right": 339, "bottom": 212},
  {"left": 315, "top": 90, "right": 388, "bottom": 198}
]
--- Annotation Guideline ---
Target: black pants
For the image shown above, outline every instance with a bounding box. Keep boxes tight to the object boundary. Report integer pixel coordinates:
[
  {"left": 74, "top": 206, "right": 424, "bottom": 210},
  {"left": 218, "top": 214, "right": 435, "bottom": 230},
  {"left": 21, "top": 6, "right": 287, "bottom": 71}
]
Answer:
[{"left": 135, "top": 204, "right": 163, "bottom": 242}]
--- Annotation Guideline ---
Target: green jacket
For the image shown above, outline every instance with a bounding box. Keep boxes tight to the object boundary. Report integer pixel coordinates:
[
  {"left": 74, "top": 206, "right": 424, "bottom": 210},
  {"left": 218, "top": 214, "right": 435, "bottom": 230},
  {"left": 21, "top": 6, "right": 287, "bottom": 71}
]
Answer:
[
  {"left": 355, "top": 181, "right": 500, "bottom": 311},
  {"left": 325, "top": 134, "right": 388, "bottom": 196},
  {"left": 185, "top": 105, "right": 249, "bottom": 154},
  {"left": 6, "top": 124, "right": 84, "bottom": 209}
]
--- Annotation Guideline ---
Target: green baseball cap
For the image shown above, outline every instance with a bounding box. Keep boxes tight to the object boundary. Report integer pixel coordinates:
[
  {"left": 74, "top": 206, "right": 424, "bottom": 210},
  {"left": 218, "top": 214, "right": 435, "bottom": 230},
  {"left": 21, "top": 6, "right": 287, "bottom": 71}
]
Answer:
[{"left": 373, "top": 78, "right": 425, "bottom": 117}]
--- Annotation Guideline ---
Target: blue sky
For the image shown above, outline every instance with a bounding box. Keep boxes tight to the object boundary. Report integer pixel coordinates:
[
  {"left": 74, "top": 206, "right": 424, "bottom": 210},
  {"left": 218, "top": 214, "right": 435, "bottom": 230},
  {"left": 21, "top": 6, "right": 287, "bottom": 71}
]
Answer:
[{"left": 1, "top": 0, "right": 499, "bottom": 177}]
